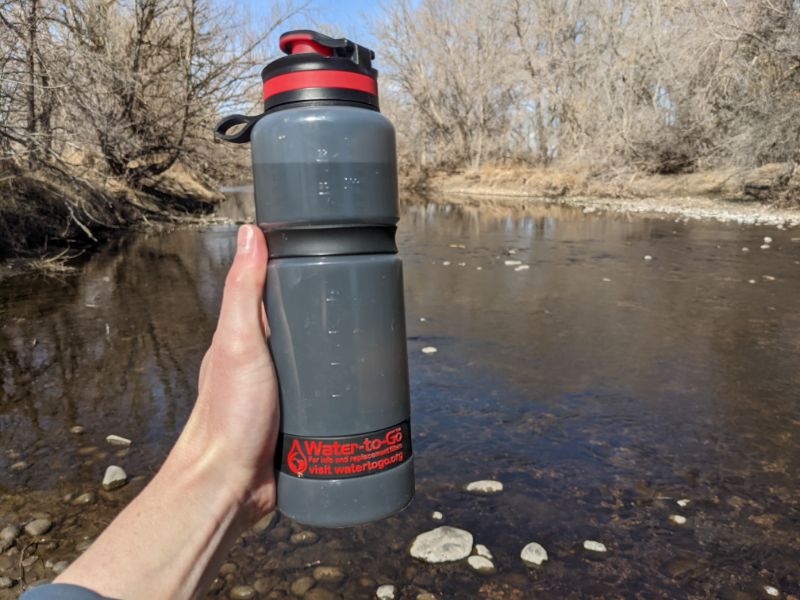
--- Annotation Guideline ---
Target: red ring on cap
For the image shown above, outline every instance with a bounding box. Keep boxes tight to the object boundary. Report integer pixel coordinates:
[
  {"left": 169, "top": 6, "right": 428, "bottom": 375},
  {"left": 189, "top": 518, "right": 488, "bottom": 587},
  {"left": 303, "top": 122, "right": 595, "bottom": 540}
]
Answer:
[{"left": 263, "top": 70, "right": 377, "bottom": 101}]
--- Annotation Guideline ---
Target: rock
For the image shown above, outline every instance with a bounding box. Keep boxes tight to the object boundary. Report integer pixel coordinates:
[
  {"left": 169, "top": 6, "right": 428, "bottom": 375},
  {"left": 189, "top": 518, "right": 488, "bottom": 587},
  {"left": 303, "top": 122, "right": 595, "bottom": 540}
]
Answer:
[
  {"left": 441, "top": 261, "right": 450, "bottom": 266},
  {"left": 10, "top": 461, "right": 29, "bottom": 471},
  {"left": 465, "top": 480, "right": 503, "bottom": 494},
  {"left": 764, "top": 236, "right": 773, "bottom": 244},
  {"left": 219, "top": 562, "right": 238, "bottom": 575},
  {"left": 742, "top": 247, "right": 749, "bottom": 252},
  {"left": 764, "top": 586, "right": 779, "bottom": 597},
  {"left": 290, "top": 576, "right": 315, "bottom": 596},
  {"left": 669, "top": 515, "right": 687, "bottom": 525},
  {"left": 252, "top": 511, "right": 276, "bottom": 532},
  {"left": 312, "top": 566, "right": 344, "bottom": 584},
  {"left": 209, "top": 577, "right": 225, "bottom": 593},
  {"left": 416, "top": 594, "right": 437, "bottom": 600},
  {"left": 409, "top": 526, "right": 473, "bottom": 563},
  {"left": 761, "top": 244, "right": 770, "bottom": 250},
  {"left": 75, "top": 538, "right": 93, "bottom": 552},
  {"left": 583, "top": 540, "right": 607, "bottom": 553},
  {"left": 431, "top": 511, "right": 443, "bottom": 521},
  {"left": 602, "top": 277, "right": 612, "bottom": 282},
  {"left": 290, "top": 530, "right": 319, "bottom": 546},
  {"left": 267, "top": 527, "right": 291, "bottom": 542},
  {"left": 24, "top": 518, "right": 53, "bottom": 537},
  {"left": 376, "top": 584, "right": 396, "bottom": 600},
  {"left": 77, "top": 446, "right": 98, "bottom": 456},
  {"left": 51, "top": 560, "right": 69, "bottom": 574},
  {"left": 0, "top": 525, "right": 20, "bottom": 552},
  {"left": 254, "top": 578, "right": 272, "bottom": 594},
  {"left": 0, "top": 576, "right": 13, "bottom": 589},
  {"left": 70, "top": 426, "right": 85, "bottom": 434},
  {"left": 467, "top": 555, "right": 495, "bottom": 574},
  {"left": 102, "top": 465, "right": 128, "bottom": 491},
  {"left": 520, "top": 542, "right": 548, "bottom": 566},
  {"left": 457, "top": 262, "right": 466, "bottom": 267},
  {"left": 421, "top": 347, "right": 438, "bottom": 355},
  {"left": 748, "top": 279, "right": 757, "bottom": 284},
  {"left": 418, "top": 317, "right": 427, "bottom": 322},
  {"left": 676, "top": 499, "right": 690, "bottom": 507},
  {"left": 304, "top": 589, "right": 338, "bottom": 600},
  {"left": 105, "top": 435, "right": 131, "bottom": 447},
  {"left": 644, "top": 255, "right": 653, "bottom": 261},
  {"left": 762, "top": 275, "right": 776, "bottom": 281},
  {"left": 474, "top": 544, "right": 493, "bottom": 560},
  {"left": 231, "top": 585, "right": 256, "bottom": 599},
  {"left": 504, "top": 260, "right": 522, "bottom": 266},
  {"left": 21, "top": 555, "right": 38, "bottom": 568},
  {"left": 514, "top": 265, "right": 530, "bottom": 272},
  {"left": 72, "top": 492, "right": 96, "bottom": 506}
]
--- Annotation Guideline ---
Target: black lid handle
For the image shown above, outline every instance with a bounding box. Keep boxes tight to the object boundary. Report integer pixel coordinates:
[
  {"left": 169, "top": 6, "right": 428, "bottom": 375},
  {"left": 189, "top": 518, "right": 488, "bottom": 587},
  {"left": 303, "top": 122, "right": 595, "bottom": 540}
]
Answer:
[
  {"left": 279, "top": 30, "right": 374, "bottom": 69},
  {"left": 213, "top": 113, "right": 264, "bottom": 144}
]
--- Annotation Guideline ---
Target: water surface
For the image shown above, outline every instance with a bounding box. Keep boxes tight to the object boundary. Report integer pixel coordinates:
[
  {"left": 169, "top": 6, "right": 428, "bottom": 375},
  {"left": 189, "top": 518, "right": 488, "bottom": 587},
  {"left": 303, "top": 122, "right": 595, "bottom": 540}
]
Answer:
[{"left": 1, "top": 193, "right": 799, "bottom": 599}]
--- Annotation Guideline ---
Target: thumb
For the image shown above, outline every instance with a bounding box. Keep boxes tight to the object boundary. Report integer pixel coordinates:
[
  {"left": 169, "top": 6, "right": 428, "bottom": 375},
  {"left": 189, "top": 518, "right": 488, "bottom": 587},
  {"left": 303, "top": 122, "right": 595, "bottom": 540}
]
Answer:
[{"left": 214, "top": 225, "right": 269, "bottom": 346}]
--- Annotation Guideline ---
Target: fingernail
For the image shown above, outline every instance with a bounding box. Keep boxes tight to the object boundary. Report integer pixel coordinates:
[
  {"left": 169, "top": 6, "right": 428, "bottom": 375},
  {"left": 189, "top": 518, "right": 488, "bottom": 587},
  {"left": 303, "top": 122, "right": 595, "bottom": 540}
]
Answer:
[{"left": 237, "top": 226, "right": 254, "bottom": 254}]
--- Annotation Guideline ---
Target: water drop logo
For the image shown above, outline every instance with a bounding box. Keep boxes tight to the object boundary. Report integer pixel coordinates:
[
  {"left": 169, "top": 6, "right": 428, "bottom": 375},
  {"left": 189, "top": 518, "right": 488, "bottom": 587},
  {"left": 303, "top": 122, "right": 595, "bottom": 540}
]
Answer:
[{"left": 287, "top": 439, "right": 308, "bottom": 477}]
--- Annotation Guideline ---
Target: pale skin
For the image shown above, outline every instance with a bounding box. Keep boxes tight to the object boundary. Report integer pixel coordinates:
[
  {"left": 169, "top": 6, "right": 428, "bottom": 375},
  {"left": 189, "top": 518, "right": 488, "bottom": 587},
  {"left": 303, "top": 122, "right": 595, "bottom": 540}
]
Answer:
[{"left": 56, "top": 225, "right": 279, "bottom": 599}]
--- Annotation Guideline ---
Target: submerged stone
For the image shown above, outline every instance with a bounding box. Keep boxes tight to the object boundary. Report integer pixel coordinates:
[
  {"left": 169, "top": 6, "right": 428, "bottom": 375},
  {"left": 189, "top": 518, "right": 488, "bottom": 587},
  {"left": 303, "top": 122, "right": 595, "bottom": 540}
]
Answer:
[
  {"left": 520, "top": 542, "right": 548, "bottom": 566},
  {"left": 409, "top": 526, "right": 473, "bottom": 563},
  {"left": 465, "top": 480, "right": 503, "bottom": 494}
]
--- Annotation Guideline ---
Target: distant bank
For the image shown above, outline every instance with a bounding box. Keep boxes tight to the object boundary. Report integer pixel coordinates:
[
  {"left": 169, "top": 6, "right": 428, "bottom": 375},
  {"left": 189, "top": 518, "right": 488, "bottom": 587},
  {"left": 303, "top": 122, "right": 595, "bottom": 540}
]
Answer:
[{"left": 416, "top": 163, "right": 800, "bottom": 227}]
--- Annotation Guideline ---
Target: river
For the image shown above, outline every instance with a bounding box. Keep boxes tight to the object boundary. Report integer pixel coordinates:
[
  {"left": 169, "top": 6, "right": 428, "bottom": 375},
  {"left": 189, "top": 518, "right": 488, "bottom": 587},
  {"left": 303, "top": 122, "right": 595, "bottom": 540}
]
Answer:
[{"left": 1, "top": 190, "right": 799, "bottom": 598}]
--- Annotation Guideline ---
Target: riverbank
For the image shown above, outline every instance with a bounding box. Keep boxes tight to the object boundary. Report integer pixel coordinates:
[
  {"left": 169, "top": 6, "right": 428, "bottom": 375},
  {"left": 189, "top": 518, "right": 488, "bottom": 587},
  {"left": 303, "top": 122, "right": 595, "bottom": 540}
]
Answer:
[
  {"left": 421, "top": 163, "right": 800, "bottom": 227},
  {"left": 0, "top": 162, "right": 226, "bottom": 270}
]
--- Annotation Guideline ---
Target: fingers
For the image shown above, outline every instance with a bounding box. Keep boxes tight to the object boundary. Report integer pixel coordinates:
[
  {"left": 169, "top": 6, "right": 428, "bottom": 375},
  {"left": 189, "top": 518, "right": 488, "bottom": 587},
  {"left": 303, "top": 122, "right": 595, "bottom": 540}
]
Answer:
[{"left": 214, "top": 225, "right": 269, "bottom": 353}]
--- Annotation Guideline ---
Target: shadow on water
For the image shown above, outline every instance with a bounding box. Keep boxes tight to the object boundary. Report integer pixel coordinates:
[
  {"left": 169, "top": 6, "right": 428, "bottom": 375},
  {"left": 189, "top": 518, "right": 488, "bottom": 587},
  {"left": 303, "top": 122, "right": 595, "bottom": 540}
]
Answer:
[{"left": 1, "top": 190, "right": 800, "bottom": 598}]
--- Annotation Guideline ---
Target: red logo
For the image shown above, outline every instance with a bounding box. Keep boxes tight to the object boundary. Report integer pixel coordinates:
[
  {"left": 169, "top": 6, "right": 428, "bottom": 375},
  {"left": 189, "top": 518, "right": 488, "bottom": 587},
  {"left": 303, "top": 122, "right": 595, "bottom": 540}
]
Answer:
[{"left": 287, "top": 439, "right": 308, "bottom": 477}]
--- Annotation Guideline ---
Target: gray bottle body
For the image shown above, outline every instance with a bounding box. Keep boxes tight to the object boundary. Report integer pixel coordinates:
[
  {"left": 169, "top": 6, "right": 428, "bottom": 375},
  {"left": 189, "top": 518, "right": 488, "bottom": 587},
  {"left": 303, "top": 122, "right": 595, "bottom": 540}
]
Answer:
[{"left": 251, "top": 105, "right": 414, "bottom": 527}]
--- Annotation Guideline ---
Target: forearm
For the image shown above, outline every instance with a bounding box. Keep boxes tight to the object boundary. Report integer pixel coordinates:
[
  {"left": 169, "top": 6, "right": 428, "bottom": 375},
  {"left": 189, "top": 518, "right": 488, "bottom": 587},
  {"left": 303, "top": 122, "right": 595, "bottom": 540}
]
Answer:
[{"left": 55, "top": 448, "right": 251, "bottom": 600}]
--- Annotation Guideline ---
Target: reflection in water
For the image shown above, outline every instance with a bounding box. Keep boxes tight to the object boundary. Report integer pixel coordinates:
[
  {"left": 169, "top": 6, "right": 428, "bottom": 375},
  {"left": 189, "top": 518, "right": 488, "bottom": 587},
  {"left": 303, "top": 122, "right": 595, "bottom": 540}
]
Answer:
[{"left": 1, "top": 195, "right": 800, "bottom": 598}]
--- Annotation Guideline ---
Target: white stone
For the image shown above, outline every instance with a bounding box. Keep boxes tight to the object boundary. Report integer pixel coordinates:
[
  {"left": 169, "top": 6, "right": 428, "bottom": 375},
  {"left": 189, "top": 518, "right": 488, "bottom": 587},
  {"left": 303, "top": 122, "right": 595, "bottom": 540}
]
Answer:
[
  {"left": 105, "top": 434, "right": 131, "bottom": 447},
  {"left": 474, "top": 544, "right": 493, "bottom": 560},
  {"left": 467, "top": 555, "right": 495, "bottom": 573},
  {"left": 644, "top": 255, "right": 653, "bottom": 261},
  {"left": 761, "top": 244, "right": 770, "bottom": 249},
  {"left": 504, "top": 260, "right": 522, "bottom": 266},
  {"left": 514, "top": 265, "right": 530, "bottom": 272},
  {"left": 669, "top": 515, "right": 687, "bottom": 525},
  {"left": 583, "top": 540, "right": 607, "bottom": 553},
  {"left": 421, "top": 347, "right": 438, "bottom": 355},
  {"left": 764, "top": 585, "right": 779, "bottom": 597},
  {"left": 602, "top": 277, "right": 612, "bottom": 282},
  {"left": 457, "top": 262, "right": 466, "bottom": 267},
  {"left": 476, "top": 266, "right": 483, "bottom": 270},
  {"left": 419, "top": 317, "right": 427, "bottom": 322},
  {"left": 465, "top": 480, "right": 503, "bottom": 494},
  {"left": 762, "top": 275, "right": 776, "bottom": 281},
  {"left": 102, "top": 465, "right": 128, "bottom": 491},
  {"left": 507, "top": 249, "right": 517, "bottom": 254},
  {"left": 676, "top": 499, "right": 690, "bottom": 507},
  {"left": 376, "top": 585, "right": 396, "bottom": 600},
  {"left": 520, "top": 542, "right": 548, "bottom": 566},
  {"left": 742, "top": 247, "right": 749, "bottom": 252},
  {"left": 431, "top": 511, "right": 443, "bottom": 521},
  {"left": 748, "top": 279, "right": 757, "bottom": 284},
  {"left": 442, "top": 261, "right": 451, "bottom": 266},
  {"left": 764, "top": 236, "right": 773, "bottom": 244},
  {"left": 409, "top": 526, "right": 473, "bottom": 563}
]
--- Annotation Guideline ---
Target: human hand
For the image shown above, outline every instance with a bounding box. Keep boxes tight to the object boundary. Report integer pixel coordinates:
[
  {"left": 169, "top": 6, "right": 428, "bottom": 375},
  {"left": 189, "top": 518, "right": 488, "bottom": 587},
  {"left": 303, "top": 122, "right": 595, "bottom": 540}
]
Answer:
[{"left": 172, "top": 223, "right": 280, "bottom": 521}]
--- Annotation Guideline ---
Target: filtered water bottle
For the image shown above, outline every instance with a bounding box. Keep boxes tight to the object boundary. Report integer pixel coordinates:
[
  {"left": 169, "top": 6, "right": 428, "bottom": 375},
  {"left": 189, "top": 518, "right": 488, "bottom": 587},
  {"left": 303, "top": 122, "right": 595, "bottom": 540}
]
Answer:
[{"left": 215, "top": 30, "right": 414, "bottom": 527}]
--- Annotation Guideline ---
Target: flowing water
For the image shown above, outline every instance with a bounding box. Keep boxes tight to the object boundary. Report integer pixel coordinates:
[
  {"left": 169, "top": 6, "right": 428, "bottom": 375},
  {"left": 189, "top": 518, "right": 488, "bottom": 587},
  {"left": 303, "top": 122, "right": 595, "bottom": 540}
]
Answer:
[{"left": 1, "top": 190, "right": 800, "bottom": 599}]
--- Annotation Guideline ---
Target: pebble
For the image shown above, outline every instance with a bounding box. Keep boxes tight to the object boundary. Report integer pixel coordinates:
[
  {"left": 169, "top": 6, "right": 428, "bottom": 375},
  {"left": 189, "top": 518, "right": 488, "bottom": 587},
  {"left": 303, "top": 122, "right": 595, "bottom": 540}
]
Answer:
[
  {"left": 312, "top": 566, "right": 344, "bottom": 584},
  {"left": 520, "top": 542, "right": 548, "bottom": 566},
  {"left": 0, "top": 576, "right": 12, "bottom": 589},
  {"left": 475, "top": 544, "right": 493, "bottom": 560},
  {"left": 230, "top": 585, "right": 256, "bottom": 599},
  {"left": 0, "top": 525, "right": 20, "bottom": 552},
  {"left": 409, "top": 526, "right": 473, "bottom": 563},
  {"left": 105, "top": 434, "right": 131, "bottom": 447},
  {"left": 290, "top": 575, "right": 315, "bottom": 596},
  {"left": 465, "top": 480, "right": 503, "bottom": 494},
  {"left": 102, "top": 465, "right": 128, "bottom": 491},
  {"left": 676, "top": 499, "right": 690, "bottom": 507},
  {"left": 457, "top": 262, "right": 466, "bottom": 267},
  {"left": 764, "top": 236, "right": 773, "bottom": 244},
  {"left": 644, "top": 255, "right": 653, "bottom": 261},
  {"left": 761, "top": 244, "right": 770, "bottom": 249},
  {"left": 602, "top": 277, "right": 612, "bottom": 282},
  {"left": 441, "top": 261, "right": 450, "bottom": 266},
  {"left": 252, "top": 511, "right": 276, "bottom": 532},
  {"left": 507, "top": 249, "right": 517, "bottom": 254},
  {"left": 75, "top": 538, "right": 93, "bottom": 552},
  {"left": 290, "top": 530, "right": 319, "bottom": 546},
  {"left": 72, "top": 492, "right": 97, "bottom": 506},
  {"left": 762, "top": 275, "right": 776, "bottom": 281},
  {"left": 11, "top": 460, "right": 30, "bottom": 471},
  {"left": 419, "top": 317, "right": 427, "bottom": 322},
  {"left": 304, "top": 589, "right": 338, "bottom": 600},
  {"left": 416, "top": 594, "right": 437, "bottom": 600},
  {"left": 421, "top": 347, "right": 438, "bottom": 355},
  {"left": 514, "top": 265, "right": 530, "bottom": 272},
  {"left": 51, "top": 560, "right": 69, "bottom": 574},
  {"left": 583, "top": 540, "right": 607, "bottom": 553},
  {"left": 376, "top": 585, "right": 396, "bottom": 600},
  {"left": 742, "top": 247, "right": 749, "bottom": 252},
  {"left": 77, "top": 446, "right": 98, "bottom": 456},
  {"left": 431, "top": 511, "right": 443, "bottom": 521},
  {"left": 748, "top": 279, "right": 757, "bottom": 284},
  {"left": 504, "top": 260, "right": 522, "bottom": 266},
  {"left": 764, "top": 585, "right": 779, "bottom": 597},
  {"left": 476, "top": 266, "right": 482, "bottom": 270},
  {"left": 24, "top": 518, "right": 53, "bottom": 536},
  {"left": 670, "top": 515, "right": 687, "bottom": 525},
  {"left": 467, "top": 555, "right": 495, "bottom": 574},
  {"left": 220, "top": 562, "right": 238, "bottom": 575},
  {"left": 70, "top": 426, "right": 85, "bottom": 434},
  {"left": 253, "top": 579, "right": 272, "bottom": 594}
]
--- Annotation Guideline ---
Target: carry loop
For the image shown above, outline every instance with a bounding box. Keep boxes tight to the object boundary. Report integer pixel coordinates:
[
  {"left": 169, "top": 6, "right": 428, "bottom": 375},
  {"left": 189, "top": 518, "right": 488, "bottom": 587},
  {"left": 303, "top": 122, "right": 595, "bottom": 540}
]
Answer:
[{"left": 214, "top": 113, "right": 265, "bottom": 144}]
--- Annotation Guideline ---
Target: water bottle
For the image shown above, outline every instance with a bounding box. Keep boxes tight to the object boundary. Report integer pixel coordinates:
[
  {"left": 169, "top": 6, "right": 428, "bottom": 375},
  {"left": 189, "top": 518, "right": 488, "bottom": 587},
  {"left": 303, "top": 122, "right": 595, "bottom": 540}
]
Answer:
[{"left": 215, "top": 30, "right": 414, "bottom": 527}]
